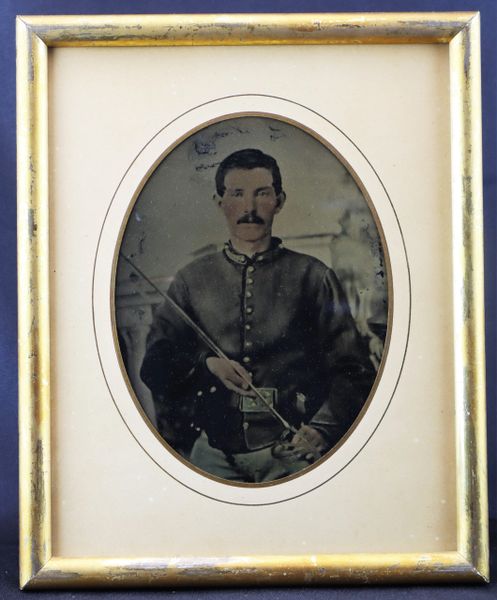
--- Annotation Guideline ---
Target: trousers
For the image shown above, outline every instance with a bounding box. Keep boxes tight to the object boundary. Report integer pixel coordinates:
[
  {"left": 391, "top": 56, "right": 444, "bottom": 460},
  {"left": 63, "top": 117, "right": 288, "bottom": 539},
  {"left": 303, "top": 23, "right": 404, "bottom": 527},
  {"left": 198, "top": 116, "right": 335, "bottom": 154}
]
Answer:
[{"left": 189, "top": 432, "right": 310, "bottom": 483}]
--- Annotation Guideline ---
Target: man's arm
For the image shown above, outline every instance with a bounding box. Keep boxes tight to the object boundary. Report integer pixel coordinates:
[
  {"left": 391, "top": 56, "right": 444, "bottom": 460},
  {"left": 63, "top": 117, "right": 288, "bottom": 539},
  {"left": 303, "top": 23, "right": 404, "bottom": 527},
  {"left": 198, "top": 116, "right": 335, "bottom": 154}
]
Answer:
[
  {"left": 307, "top": 267, "right": 376, "bottom": 448},
  {"left": 140, "top": 273, "right": 207, "bottom": 399}
]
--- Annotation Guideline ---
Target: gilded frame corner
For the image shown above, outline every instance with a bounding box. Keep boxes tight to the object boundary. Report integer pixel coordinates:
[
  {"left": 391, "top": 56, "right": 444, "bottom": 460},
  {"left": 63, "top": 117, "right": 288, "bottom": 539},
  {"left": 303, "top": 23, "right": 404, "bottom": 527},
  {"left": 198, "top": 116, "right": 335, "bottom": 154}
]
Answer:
[{"left": 17, "top": 11, "right": 488, "bottom": 589}]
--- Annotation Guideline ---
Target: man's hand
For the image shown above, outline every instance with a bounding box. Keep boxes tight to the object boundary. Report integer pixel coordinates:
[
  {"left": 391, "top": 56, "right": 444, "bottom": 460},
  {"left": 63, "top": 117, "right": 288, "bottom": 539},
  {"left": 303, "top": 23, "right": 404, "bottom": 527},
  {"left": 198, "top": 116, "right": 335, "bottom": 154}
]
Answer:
[
  {"left": 273, "top": 425, "right": 327, "bottom": 463},
  {"left": 291, "top": 425, "right": 327, "bottom": 460},
  {"left": 206, "top": 357, "right": 255, "bottom": 396}
]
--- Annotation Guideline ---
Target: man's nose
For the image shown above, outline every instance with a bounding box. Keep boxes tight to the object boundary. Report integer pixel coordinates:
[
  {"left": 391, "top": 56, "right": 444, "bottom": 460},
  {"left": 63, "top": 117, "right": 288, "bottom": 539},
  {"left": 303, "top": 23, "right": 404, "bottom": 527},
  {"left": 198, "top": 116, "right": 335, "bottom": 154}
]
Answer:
[{"left": 242, "top": 193, "right": 257, "bottom": 212}]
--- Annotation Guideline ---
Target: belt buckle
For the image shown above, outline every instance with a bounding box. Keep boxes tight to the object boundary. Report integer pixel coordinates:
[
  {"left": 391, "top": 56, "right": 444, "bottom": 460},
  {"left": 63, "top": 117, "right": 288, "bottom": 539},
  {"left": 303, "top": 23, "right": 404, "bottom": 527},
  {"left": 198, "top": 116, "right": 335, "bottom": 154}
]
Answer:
[{"left": 239, "top": 388, "right": 277, "bottom": 413}]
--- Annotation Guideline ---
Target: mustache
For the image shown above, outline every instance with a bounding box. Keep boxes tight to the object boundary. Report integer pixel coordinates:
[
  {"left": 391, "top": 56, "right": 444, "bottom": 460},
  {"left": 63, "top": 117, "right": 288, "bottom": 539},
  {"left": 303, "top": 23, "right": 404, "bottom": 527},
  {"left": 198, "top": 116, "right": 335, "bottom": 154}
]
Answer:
[{"left": 237, "top": 212, "right": 265, "bottom": 225}]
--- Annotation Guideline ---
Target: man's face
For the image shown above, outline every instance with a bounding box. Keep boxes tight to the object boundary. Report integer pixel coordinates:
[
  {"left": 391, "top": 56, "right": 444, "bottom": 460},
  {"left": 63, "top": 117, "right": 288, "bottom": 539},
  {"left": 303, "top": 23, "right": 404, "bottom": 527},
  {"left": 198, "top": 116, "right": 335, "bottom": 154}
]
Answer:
[{"left": 218, "top": 167, "right": 285, "bottom": 244}]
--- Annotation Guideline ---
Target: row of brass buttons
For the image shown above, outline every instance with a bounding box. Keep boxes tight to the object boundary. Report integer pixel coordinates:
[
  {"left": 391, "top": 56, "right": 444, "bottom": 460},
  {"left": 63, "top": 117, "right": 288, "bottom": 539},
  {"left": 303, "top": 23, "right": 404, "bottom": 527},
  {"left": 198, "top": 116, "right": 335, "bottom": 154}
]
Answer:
[{"left": 242, "top": 264, "right": 256, "bottom": 367}]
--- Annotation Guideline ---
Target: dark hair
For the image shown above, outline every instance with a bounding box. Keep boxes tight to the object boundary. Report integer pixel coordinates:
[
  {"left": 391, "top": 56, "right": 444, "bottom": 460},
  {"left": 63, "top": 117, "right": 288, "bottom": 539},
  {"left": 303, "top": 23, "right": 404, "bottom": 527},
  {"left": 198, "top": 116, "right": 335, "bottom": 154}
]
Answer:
[{"left": 215, "top": 148, "right": 283, "bottom": 197}]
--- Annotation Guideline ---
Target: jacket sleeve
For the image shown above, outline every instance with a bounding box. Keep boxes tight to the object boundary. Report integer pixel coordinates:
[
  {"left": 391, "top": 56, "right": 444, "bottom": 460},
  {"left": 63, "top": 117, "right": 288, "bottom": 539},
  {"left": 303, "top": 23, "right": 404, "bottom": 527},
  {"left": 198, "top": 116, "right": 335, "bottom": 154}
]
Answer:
[
  {"left": 140, "top": 272, "right": 211, "bottom": 399},
  {"left": 308, "top": 268, "right": 376, "bottom": 446}
]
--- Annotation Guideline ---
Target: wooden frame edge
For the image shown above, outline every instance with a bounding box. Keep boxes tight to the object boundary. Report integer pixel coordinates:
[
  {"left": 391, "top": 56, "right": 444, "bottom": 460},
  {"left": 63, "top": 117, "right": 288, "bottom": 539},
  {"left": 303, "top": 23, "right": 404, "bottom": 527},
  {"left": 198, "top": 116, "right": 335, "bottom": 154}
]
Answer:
[
  {"left": 16, "top": 11, "right": 488, "bottom": 588},
  {"left": 21, "top": 551, "right": 486, "bottom": 589},
  {"left": 449, "top": 13, "right": 489, "bottom": 583},
  {"left": 18, "top": 12, "right": 476, "bottom": 46},
  {"left": 17, "top": 16, "right": 52, "bottom": 590}
]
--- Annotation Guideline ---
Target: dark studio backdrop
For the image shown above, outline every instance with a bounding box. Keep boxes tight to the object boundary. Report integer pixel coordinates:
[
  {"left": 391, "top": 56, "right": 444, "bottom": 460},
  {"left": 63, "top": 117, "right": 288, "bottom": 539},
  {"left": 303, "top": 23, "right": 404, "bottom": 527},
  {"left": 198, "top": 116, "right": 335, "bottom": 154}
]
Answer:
[{"left": 1, "top": 0, "right": 495, "bottom": 598}]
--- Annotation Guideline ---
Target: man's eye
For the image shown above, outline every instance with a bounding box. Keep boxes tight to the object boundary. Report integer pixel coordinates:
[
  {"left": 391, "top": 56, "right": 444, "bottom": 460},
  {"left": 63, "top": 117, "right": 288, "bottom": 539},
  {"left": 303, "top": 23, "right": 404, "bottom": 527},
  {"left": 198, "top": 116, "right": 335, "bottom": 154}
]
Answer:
[
  {"left": 257, "top": 190, "right": 270, "bottom": 197},
  {"left": 230, "top": 191, "right": 243, "bottom": 198}
]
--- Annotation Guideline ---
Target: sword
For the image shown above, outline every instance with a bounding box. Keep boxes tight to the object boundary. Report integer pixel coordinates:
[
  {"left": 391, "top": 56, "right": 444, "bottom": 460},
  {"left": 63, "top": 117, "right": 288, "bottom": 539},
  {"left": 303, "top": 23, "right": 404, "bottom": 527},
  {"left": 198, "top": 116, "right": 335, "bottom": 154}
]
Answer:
[{"left": 119, "top": 253, "right": 298, "bottom": 435}]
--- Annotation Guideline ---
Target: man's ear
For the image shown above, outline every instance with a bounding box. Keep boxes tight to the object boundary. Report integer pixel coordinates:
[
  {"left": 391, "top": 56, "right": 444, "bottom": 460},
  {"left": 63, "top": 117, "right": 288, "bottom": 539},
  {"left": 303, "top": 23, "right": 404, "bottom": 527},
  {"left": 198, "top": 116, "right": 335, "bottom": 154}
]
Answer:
[{"left": 275, "top": 191, "right": 286, "bottom": 212}]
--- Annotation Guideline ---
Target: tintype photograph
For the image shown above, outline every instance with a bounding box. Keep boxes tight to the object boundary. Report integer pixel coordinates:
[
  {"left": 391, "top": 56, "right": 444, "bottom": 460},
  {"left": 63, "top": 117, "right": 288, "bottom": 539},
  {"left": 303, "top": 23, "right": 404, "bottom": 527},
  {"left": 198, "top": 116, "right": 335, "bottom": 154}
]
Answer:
[{"left": 115, "top": 115, "right": 388, "bottom": 485}]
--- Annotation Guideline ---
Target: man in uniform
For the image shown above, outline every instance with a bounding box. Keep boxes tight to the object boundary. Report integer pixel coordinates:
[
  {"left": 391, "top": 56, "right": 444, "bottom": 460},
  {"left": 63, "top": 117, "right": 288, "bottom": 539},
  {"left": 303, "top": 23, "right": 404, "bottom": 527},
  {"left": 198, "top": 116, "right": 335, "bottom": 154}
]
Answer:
[{"left": 140, "top": 148, "right": 375, "bottom": 483}]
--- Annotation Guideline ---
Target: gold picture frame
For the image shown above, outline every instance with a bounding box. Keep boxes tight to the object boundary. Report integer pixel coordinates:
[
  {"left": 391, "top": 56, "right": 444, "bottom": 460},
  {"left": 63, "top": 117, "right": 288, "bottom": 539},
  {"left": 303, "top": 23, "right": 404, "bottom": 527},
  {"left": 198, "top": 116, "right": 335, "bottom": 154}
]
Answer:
[{"left": 17, "top": 12, "right": 488, "bottom": 588}]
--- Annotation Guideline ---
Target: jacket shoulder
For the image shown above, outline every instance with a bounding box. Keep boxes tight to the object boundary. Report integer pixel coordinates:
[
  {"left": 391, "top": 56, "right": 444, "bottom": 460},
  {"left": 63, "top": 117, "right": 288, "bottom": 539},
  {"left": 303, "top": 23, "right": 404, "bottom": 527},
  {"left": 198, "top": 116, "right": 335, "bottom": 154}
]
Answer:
[
  {"left": 280, "top": 247, "right": 330, "bottom": 275},
  {"left": 175, "top": 251, "right": 224, "bottom": 280}
]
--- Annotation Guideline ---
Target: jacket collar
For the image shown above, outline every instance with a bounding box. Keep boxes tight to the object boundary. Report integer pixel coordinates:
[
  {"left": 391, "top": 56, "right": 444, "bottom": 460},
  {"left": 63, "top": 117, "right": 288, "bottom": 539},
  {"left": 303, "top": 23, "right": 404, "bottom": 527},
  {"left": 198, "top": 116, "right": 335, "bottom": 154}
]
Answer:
[{"left": 223, "top": 237, "right": 284, "bottom": 266}]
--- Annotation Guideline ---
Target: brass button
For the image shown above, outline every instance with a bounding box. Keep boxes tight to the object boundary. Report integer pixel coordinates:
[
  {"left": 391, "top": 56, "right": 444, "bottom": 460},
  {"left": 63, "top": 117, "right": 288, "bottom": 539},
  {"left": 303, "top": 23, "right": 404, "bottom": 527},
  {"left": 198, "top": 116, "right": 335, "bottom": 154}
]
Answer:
[
  {"left": 209, "top": 386, "right": 217, "bottom": 393},
  {"left": 243, "top": 422, "right": 249, "bottom": 430},
  {"left": 196, "top": 390, "right": 203, "bottom": 397},
  {"left": 246, "top": 307, "right": 253, "bottom": 314},
  {"left": 245, "top": 324, "right": 251, "bottom": 330},
  {"left": 245, "top": 341, "right": 253, "bottom": 348},
  {"left": 246, "top": 291, "right": 252, "bottom": 298},
  {"left": 247, "top": 278, "right": 254, "bottom": 285},
  {"left": 257, "top": 256, "right": 264, "bottom": 262},
  {"left": 242, "top": 356, "right": 251, "bottom": 364},
  {"left": 247, "top": 266, "right": 255, "bottom": 273}
]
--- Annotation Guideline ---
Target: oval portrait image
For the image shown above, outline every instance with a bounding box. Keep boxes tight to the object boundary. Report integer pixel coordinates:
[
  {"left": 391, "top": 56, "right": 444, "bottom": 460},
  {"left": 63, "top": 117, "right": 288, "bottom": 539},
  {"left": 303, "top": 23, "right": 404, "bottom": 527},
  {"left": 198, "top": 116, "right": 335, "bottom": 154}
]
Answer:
[{"left": 114, "top": 115, "right": 389, "bottom": 486}]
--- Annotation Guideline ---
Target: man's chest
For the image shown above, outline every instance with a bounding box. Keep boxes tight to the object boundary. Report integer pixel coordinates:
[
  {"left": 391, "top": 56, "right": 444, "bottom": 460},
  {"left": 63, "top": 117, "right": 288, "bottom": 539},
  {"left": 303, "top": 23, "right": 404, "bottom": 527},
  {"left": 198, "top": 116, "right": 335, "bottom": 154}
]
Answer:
[{"left": 185, "top": 262, "right": 313, "bottom": 354}]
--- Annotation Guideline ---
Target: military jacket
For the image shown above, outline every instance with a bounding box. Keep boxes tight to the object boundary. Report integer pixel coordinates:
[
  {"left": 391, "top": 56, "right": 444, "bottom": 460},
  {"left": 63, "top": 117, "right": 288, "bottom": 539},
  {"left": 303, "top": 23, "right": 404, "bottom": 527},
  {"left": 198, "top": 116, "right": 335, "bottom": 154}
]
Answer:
[{"left": 141, "top": 239, "right": 375, "bottom": 455}]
